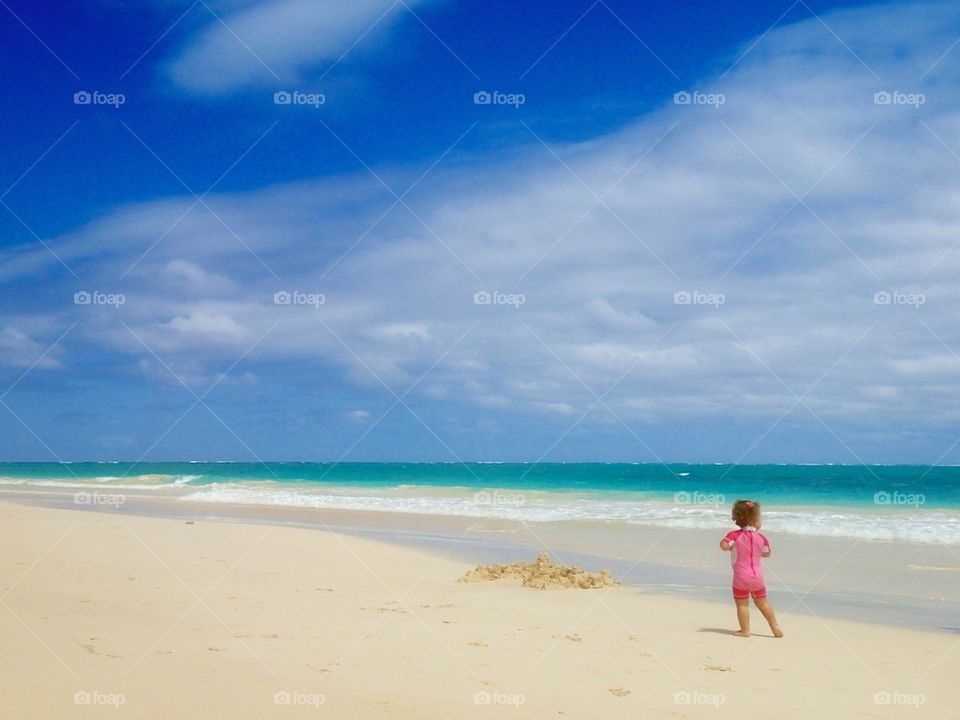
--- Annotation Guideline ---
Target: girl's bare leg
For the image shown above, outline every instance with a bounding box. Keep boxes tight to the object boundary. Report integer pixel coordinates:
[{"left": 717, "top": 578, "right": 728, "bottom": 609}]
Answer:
[
  {"left": 733, "top": 598, "right": 751, "bottom": 636},
  {"left": 754, "top": 597, "right": 783, "bottom": 637}
]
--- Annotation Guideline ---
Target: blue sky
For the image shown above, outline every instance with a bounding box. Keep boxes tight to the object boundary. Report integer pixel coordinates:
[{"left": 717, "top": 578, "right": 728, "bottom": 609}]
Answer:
[{"left": 2, "top": 0, "right": 960, "bottom": 463}]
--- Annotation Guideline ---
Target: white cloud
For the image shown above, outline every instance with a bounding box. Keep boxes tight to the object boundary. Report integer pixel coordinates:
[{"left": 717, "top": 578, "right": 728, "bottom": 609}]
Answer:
[
  {"left": 533, "top": 401, "right": 575, "bottom": 416},
  {"left": 7, "top": 0, "right": 960, "bottom": 451},
  {"left": 166, "top": 0, "right": 433, "bottom": 94},
  {"left": 166, "top": 311, "right": 249, "bottom": 338},
  {"left": 165, "top": 259, "right": 236, "bottom": 293},
  {"left": 0, "top": 327, "right": 61, "bottom": 370}
]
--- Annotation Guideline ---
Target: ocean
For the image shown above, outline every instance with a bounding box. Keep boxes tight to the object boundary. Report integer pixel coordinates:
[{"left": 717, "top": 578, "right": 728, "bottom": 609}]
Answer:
[{"left": 1, "top": 462, "right": 957, "bottom": 545}]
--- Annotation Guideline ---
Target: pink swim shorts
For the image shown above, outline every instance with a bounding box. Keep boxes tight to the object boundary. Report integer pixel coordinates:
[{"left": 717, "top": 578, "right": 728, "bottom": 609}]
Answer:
[{"left": 732, "top": 583, "right": 766, "bottom": 600}]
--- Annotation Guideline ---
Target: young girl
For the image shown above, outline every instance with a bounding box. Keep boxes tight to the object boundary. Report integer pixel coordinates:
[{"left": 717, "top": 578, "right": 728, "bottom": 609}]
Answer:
[{"left": 719, "top": 499, "right": 783, "bottom": 638}]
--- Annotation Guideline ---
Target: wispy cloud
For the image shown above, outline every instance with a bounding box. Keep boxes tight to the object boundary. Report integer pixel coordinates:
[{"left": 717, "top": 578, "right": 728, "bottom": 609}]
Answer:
[
  {"left": 166, "top": 0, "right": 434, "bottom": 94},
  {"left": 6, "top": 0, "right": 960, "bottom": 459}
]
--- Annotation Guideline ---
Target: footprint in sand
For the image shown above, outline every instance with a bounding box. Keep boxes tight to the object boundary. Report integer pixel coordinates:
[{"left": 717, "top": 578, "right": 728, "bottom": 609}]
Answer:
[
  {"left": 609, "top": 687, "right": 631, "bottom": 697},
  {"left": 551, "top": 633, "right": 584, "bottom": 642},
  {"left": 468, "top": 640, "right": 488, "bottom": 647},
  {"left": 79, "top": 642, "right": 122, "bottom": 659}
]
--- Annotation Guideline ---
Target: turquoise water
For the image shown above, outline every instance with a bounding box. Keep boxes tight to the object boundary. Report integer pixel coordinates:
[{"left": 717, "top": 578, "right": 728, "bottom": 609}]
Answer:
[
  {"left": 0, "top": 462, "right": 955, "bottom": 505},
  {"left": 1, "top": 463, "right": 957, "bottom": 544}
]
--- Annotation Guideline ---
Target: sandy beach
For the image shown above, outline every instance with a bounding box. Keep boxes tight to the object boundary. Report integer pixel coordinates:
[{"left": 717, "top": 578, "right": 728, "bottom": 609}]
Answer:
[
  {"left": 6, "top": 0, "right": 960, "bottom": 716},
  {"left": 1, "top": 500, "right": 955, "bottom": 718}
]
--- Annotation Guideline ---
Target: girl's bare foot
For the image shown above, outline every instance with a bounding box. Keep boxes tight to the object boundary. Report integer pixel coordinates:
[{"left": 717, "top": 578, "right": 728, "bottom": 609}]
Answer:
[
  {"left": 733, "top": 630, "right": 750, "bottom": 637},
  {"left": 754, "top": 598, "right": 781, "bottom": 638}
]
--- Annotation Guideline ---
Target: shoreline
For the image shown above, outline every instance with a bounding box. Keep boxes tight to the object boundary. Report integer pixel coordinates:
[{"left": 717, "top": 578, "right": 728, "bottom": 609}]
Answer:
[
  {"left": 3, "top": 488, "right": 958, "bottom": 635},
  {"left": 1, "top": 500, "right": 957, "bottom": 718}
]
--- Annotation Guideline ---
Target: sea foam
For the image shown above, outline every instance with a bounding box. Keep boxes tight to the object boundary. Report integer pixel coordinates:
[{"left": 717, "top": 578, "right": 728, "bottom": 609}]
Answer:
[{"left": 178, "top": 485, "right": 960, "bottom": 545}]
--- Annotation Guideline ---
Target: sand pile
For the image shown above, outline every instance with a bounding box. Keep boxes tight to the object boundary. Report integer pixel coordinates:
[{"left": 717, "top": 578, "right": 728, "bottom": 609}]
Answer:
[{"left": 460, "top": 552, "right": 619, "bottom": 590}]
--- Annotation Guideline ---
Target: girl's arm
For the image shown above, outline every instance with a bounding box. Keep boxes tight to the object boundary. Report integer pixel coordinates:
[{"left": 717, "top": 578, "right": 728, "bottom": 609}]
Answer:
[{"left": 720, "top": 530, "right": 738, "bottom": 551}]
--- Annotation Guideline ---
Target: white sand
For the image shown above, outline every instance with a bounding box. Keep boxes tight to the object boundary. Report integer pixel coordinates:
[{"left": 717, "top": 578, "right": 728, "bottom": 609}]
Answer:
[{"left": 1, "top": 501, "right": 955, "bottom": 718}]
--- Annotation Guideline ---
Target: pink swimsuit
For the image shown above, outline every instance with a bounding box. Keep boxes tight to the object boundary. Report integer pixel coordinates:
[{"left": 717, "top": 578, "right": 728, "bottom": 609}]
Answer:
[{"left": 723, "top": 526, "right": 769, "bottom": 600}]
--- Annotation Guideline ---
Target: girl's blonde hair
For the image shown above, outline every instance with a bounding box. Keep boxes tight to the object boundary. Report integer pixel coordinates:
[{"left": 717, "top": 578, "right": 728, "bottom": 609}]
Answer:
[{"left": 731, "top": 499, "right": 760, "bottom": 527}]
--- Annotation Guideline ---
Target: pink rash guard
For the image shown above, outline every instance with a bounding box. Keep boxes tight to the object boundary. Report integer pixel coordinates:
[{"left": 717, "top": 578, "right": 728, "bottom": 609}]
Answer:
[{"left": 723, "top": 525, "right": 769, "bottom": 599}]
